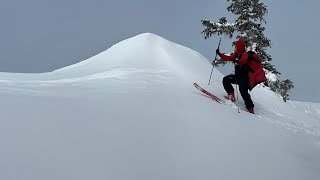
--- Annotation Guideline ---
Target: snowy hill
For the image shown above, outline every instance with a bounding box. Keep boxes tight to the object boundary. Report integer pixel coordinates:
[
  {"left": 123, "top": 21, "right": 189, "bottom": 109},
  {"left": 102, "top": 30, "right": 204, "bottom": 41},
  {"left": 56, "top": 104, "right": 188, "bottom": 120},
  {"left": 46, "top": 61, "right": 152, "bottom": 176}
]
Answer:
[{"left": 0, "top": 33, "right": 320, "bottom": 180}]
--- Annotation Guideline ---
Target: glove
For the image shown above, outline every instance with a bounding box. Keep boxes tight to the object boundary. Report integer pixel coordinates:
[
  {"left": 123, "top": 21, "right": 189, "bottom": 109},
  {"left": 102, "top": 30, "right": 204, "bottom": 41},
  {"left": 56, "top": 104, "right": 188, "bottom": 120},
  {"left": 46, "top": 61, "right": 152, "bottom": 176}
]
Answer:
[
  {"left": 232, "top": 59, "right": 238, "bottom": 64},
  {"left": 216, "top": 48, "right": 220, "bottom": 55}
]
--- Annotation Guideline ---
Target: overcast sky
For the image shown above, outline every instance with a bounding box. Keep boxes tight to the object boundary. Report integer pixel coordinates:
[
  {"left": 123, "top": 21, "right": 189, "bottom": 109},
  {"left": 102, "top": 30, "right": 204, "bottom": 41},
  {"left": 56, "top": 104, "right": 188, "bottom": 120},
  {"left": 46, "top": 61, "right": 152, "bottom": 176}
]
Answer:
[{"left": 0, "top": 0, "right": 319, "bottom": 102}]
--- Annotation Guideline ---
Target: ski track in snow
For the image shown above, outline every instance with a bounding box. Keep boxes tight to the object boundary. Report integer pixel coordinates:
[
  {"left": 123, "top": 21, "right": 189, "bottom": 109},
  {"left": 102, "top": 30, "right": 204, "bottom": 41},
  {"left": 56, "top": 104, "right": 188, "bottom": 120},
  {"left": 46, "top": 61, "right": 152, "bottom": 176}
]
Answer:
[
  {"left": 207, "top": 78, "right": 320, "bottom": 143},
  {"left": 255, "top": 101, "right": 320, "bottom": 142}
]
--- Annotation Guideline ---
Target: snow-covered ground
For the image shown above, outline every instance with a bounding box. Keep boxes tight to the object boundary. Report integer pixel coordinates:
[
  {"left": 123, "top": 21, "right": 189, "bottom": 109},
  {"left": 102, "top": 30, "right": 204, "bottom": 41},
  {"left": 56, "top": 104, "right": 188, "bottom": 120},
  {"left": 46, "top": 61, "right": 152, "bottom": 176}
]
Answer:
[{"left": 1, "top": 33, "right": 319, "bottom": 180}]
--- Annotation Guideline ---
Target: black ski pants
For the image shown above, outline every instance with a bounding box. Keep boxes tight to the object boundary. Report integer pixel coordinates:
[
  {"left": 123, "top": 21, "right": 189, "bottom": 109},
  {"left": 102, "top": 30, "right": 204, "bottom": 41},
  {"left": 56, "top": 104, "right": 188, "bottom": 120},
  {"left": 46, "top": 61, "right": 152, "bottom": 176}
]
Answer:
[{"left": 223, "top": 74, "right": 254, "bottom": 108}]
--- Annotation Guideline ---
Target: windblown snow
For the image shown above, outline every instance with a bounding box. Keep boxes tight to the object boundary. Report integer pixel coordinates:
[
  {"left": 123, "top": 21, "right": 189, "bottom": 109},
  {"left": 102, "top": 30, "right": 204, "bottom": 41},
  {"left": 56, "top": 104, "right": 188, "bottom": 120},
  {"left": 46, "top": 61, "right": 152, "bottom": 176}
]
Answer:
[{"left": 0, "top": 33, "right": 320, "bottom": 180}]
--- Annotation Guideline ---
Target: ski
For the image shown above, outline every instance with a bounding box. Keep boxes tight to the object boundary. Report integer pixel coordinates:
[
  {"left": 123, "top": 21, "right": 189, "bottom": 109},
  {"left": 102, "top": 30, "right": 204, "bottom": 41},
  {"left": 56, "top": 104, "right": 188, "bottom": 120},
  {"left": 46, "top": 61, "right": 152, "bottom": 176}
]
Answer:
[{"left": 193, "top": 83, "right": 225, "bottom": 103}]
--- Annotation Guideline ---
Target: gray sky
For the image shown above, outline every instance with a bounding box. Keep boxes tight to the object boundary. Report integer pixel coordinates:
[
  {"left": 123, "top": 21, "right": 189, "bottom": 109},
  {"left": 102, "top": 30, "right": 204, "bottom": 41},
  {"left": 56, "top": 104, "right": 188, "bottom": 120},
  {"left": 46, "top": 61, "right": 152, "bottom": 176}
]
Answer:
[{"left": 0, "top": 0, "right": 319, "bottom": 102}]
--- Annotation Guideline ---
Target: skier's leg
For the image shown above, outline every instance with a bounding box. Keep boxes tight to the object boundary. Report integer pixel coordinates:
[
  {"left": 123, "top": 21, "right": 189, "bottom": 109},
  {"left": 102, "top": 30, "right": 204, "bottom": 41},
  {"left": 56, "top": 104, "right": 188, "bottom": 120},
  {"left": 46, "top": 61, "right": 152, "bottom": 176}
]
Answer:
[
  {"left": 238, "top": 75, "right": 254, "bottom": 109},
  {"left": 223, "top": 74, "right": 236, "bottom": 94},
  {"left": 223, "top": 74, "right": 236, "bottom": 102}
]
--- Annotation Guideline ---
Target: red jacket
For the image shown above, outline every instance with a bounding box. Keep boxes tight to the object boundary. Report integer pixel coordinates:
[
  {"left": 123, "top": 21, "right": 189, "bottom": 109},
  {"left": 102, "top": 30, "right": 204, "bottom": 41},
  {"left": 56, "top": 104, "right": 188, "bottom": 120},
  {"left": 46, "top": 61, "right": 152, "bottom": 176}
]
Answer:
[{"left": 218, "top": 40, "right": 267, "bottom": 90}]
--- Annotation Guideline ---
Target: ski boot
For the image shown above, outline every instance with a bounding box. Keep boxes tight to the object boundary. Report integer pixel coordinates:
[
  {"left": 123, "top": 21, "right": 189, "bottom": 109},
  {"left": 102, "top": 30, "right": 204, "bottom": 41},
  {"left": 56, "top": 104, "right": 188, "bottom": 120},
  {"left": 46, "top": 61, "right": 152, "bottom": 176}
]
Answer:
[
  {"left": 224, "top": 91, "right": 236, "bottom": 102},
  {"left": 247, "top": 107, "right": 254, "bottom": 114}
]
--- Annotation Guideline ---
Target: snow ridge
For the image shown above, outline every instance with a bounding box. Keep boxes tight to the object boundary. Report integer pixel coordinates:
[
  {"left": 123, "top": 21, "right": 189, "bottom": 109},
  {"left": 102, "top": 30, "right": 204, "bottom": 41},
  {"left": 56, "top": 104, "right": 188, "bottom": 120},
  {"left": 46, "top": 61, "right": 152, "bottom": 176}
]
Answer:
[{"left": 0, "top": 33, "right": 320, "bottom": 180}]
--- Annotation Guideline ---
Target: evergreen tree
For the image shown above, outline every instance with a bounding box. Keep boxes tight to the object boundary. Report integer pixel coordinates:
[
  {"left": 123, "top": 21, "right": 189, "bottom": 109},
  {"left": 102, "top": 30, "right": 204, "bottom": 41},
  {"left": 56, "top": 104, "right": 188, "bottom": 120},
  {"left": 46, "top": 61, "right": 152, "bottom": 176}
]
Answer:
[
  {"left": 201, "top": 0, "right": 295, "bottom": 101},
  {"left": 268, "top": 79, "right": 294, "bottom": 102},
  {"left": 201, "top": 0, "right": 279, "bottom": 75}
]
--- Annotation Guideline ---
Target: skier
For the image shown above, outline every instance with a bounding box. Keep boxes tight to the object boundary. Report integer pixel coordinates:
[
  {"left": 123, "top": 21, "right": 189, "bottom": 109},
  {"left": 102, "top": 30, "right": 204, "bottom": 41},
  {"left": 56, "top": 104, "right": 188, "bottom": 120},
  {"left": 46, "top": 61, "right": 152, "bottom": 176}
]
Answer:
[{"left": 216, "top": 40, "right": 262, "bottom": 114}]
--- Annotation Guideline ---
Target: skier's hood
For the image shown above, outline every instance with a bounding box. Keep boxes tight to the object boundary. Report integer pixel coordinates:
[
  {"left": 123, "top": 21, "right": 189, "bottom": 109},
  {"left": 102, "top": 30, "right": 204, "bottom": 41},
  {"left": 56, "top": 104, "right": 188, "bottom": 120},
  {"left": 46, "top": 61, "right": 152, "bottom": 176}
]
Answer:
[{"left": 235, "top": 40, "right": 246, "bottom": 54}]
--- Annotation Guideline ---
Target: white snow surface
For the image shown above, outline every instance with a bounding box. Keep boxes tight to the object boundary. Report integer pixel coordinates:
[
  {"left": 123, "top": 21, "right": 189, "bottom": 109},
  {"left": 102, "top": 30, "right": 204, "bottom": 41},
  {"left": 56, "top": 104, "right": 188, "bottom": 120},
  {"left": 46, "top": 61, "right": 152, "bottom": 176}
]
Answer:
[{"left": 1, "top": 33, "right": 320, "bottom": 180}]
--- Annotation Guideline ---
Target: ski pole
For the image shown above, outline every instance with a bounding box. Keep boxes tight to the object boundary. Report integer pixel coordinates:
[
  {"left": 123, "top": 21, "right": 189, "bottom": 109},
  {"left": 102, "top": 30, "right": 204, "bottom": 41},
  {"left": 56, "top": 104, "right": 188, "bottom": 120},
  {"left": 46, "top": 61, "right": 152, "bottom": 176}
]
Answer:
[
  {"left": 208, "top": 37, "right": 222, "bottom": 85},
  {"left": 235, "top": 82, "right": 240, "bottom": 113},
  {"left": 234, "top": 65, "right": 240, "bottom": 113}
]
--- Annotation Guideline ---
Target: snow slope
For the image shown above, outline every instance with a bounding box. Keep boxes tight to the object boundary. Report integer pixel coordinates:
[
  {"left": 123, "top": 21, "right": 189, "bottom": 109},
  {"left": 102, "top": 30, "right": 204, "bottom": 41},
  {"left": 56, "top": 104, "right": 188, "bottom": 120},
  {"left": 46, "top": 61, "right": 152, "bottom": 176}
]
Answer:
[{"left": 0, "top": 33, "right": 320, "bottom": 180}]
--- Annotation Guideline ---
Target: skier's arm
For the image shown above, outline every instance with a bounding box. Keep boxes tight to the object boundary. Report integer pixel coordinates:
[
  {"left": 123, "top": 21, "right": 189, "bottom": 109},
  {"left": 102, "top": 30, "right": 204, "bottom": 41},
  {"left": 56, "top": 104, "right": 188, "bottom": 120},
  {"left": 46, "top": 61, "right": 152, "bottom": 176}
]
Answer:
[{"left": 218, "top": 52, "right": 237, "bottom": 61}]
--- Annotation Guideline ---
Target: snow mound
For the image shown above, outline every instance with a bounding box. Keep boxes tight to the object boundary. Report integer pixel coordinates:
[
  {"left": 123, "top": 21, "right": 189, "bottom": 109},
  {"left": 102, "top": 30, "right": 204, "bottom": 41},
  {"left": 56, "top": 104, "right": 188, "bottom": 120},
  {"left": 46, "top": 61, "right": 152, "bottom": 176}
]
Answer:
[
  {"left": 0, "top": 33, "right": 320, "bottom": 180},
  {"left": 51, "top": 33, "right": 219, "bottom": 81}
]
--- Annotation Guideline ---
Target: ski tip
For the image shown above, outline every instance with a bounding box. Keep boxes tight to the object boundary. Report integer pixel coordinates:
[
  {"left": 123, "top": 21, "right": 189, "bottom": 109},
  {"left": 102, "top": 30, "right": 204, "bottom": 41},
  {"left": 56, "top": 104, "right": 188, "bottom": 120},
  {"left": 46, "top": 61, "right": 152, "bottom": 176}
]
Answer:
[{"left": 193, "top": 83, "right": 201, "bottom": 89}]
